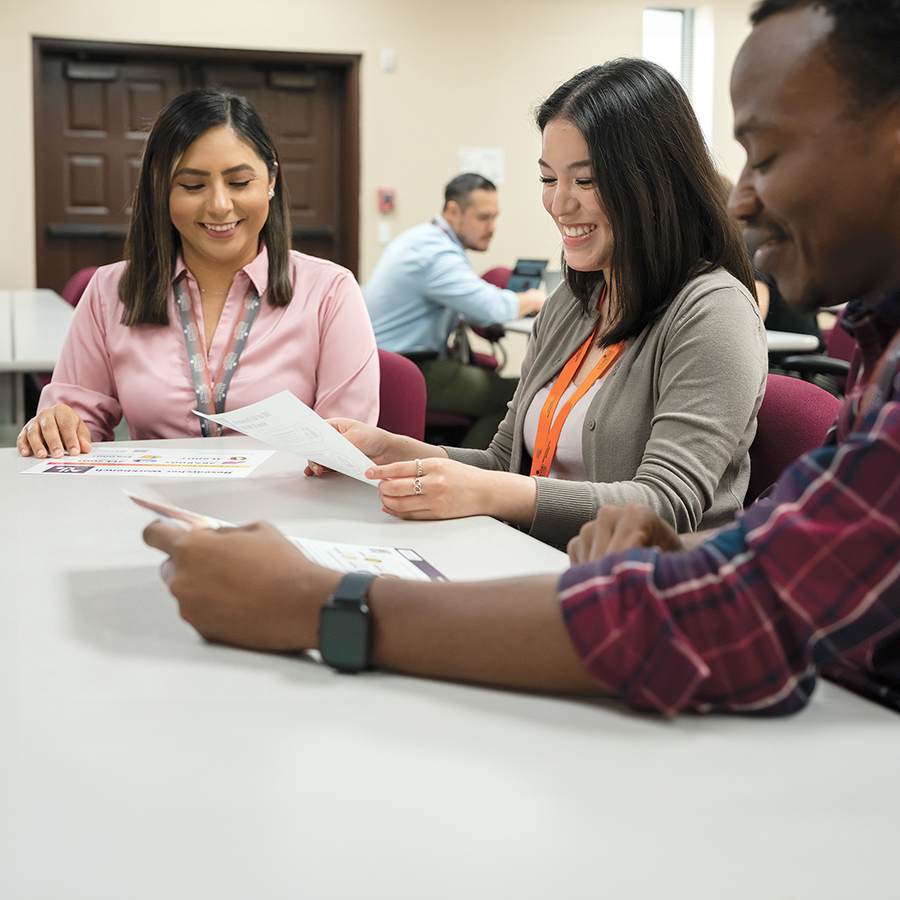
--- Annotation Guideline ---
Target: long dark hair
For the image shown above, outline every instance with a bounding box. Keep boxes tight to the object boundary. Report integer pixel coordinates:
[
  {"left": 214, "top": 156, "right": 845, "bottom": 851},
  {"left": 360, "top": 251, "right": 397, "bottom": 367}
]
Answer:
[
  {"left": 536, "top": 59, "right": 755, "bottom": 346},
  {"left": 119, "top": 88, "right": 292, "bottom": 326}
]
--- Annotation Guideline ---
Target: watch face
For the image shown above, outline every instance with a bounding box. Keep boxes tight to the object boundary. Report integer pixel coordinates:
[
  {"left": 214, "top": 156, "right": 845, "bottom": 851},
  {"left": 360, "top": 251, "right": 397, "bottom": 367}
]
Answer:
[{"left": 319, "top": 605, "right": 370, "bottom": 671}]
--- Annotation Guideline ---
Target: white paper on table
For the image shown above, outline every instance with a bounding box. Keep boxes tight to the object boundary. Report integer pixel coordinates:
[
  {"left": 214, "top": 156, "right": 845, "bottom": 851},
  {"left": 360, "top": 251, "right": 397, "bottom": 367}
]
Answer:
[
  {"left": 21, "top": 447, "right": 273, "bottom": 477},
  {"left": 193, "top": 391, "right": 375, "bottom": 485},
  {"left": 128, "top": 492, "right": 446, "bottom": 581},
  {"left": 286, "top": 537, "right": 447, "bottom": 582}
]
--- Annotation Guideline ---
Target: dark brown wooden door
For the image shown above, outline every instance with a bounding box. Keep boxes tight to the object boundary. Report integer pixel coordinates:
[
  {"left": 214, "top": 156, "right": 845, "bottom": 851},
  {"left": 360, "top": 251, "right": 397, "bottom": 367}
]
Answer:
[
  {"left": 34, "top": 40, "right": 359, "bottom": 294},
  {"left": 203, "top": 63, "right": 343, "bottom": 263},
  {"left": 35, "top": 55, "right": 184, "bottom": 292}
]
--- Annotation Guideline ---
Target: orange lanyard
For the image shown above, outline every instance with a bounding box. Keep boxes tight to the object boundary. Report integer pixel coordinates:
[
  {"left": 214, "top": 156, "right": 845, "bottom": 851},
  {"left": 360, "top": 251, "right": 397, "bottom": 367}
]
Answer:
[{"left": 530, "top": 302, "right": 624, "bottom": 477}]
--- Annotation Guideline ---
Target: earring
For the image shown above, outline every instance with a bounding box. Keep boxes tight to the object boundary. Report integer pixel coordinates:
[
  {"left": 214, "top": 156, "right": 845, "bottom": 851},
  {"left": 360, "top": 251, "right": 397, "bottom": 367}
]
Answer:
[{"left": 268, "top": 188, "right": 275, "bottom": 199}]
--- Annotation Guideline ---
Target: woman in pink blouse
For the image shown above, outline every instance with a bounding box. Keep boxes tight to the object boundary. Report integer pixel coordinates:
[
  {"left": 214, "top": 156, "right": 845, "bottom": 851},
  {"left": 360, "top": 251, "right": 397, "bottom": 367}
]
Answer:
[{"left": 17, "top": 89, "right": 379, "bottom": 459}]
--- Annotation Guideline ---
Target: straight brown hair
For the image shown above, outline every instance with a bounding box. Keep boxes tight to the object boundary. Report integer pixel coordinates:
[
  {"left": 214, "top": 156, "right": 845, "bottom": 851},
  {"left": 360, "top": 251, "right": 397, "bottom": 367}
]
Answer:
[{"left": 119, "top": 89, "right": 292, "bottom": 327}]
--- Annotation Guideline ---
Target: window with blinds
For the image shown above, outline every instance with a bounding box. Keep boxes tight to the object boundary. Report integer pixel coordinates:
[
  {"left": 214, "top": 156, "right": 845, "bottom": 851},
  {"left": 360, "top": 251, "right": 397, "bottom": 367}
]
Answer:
[{"left": 642, "top": 7, "right": 695, "bottom": 95}]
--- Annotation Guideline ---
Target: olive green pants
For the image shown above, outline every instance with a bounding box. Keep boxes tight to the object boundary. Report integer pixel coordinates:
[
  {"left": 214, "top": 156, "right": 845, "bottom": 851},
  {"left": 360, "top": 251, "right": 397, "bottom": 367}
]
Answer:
[{"left": 420, "top": 359, "right": 519, "bottom": 450}]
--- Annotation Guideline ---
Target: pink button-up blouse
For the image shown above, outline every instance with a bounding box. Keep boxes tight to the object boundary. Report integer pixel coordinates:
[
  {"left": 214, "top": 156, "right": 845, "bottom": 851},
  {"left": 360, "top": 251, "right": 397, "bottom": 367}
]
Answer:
[{"left": 41, "top": 247, "right": 380, "bottom": 441}]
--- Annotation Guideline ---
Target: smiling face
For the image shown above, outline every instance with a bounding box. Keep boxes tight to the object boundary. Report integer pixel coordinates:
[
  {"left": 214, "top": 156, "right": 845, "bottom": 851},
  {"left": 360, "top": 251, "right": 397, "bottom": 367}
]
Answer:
[
  {"left": 539, "top": 118, "right": 613, "bottom": 274},
  {"left": 168, "top": 124, "right": 276, "bottom": 274},
  {"left": 729, "top": 5, "right": 900, "bottom": 311}
]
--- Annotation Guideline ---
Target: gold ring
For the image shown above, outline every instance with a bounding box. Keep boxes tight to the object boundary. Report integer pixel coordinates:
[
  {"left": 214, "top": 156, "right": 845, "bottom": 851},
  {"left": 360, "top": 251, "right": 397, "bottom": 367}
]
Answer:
[{"left": 413, "top": 477, "right": 422, "bottom": 494}]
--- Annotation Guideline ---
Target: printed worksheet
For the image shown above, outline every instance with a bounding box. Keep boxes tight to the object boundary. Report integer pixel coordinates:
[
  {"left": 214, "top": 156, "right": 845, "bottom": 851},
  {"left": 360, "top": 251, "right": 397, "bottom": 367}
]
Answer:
[
  {"left": 288, "top": 536, "right": 447, "bottom": 581},
  {"left": 22, "top": 447, "right": 273, "bottom": 477},
  {"left": 130, "top": 492, "right": 446, "bottom": 581},
  {"left": 194, "top": 391, "right": 376, "bottom": 485}
]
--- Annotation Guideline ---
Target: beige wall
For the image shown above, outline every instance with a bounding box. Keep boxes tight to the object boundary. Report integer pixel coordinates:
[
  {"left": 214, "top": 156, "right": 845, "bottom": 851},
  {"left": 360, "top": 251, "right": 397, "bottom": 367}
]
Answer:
[{"left": 0, "top": 0, "right": 754, "bottom": 288}]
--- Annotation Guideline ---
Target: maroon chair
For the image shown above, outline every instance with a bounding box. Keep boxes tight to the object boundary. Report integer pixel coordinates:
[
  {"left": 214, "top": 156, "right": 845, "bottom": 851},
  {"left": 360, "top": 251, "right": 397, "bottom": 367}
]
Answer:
[
  {"left": 480, "top": 266, "right": 512, "bottom": 288},
  {"left": 422, "top": 267, "right": 514, "bottom": 439},
  {"left": 822, "top": 313, "right": 857, "bottom": 394},
  {"left": 446, "top": 265, "right": 513, "bottom": 372},
  {"left": 30, "top": 267, "right": 100, "bottom": 401},
  {"left": 776, "top": 305, "right": 855, "bottom": 397},
  {"left": 377, "top": 349, "right": 426, "bottom": 441},
  {"left": 472, "top": 266, "right": 513, "bottom": 368},
  {"left": 745, "top": 373, "right": 843, "bottom": 505},
  {"left": 61, "top": 266, "right": 98, "bottom": 307}
]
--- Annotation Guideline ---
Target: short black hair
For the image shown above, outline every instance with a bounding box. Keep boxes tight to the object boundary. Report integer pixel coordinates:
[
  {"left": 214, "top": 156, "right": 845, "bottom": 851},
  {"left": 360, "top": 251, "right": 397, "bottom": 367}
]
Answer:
[
  {"left": 443, "top": 173, "right": 497, "bottom": 213},
  {"left": 536, "top": 58, "right": 753, "bottom": 346},
  {"left": 751, "top": 0, "right": 900, "bottom": 107}
]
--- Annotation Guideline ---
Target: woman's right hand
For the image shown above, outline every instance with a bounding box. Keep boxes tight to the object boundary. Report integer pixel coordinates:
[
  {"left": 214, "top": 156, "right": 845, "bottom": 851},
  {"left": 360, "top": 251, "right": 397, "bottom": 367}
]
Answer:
[
  {"left": 17, "top": 404, "right": 92, "bottom": 459},
  {"left": 327, "top": 418, "right": 403, "bottom": 465},
  {"left": 304, "top": 418, "right": 434, "bottom": 476}
]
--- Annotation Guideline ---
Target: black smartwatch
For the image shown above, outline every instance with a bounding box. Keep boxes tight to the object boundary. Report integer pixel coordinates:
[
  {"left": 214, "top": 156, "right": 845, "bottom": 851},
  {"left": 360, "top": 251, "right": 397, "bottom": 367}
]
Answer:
[{"left": 318, "top": 572, "right": 376, "bottom": 673}]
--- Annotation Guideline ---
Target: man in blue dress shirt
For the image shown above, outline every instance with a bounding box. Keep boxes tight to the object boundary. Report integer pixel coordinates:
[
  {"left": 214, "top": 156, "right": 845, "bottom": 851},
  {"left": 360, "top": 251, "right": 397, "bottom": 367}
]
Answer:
[{"left": 364, "top": 173, "right": 544, "bottom": 448}]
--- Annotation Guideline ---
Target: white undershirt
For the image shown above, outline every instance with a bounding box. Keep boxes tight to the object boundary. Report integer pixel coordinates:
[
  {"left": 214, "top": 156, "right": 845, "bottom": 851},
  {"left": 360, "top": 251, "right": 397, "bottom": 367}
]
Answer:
[{"left": 522, "top": 378, "right": 604, "bottom": 480}]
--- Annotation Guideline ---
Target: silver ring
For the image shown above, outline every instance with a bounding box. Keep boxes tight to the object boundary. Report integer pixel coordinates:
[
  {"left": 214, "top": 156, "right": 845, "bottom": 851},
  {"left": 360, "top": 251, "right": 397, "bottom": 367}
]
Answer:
[
  {"left": 413, "top": 477, "right": 422, "bottom": 495},
  {"left": 415, "top": 458, "right": 423, "bottom": 477}
]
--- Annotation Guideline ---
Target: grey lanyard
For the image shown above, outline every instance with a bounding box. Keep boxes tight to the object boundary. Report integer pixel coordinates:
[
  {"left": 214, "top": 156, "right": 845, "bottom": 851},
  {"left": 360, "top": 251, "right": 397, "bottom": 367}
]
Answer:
[{"left": 173, "top": 274, "right": 262, "bottom": 437}]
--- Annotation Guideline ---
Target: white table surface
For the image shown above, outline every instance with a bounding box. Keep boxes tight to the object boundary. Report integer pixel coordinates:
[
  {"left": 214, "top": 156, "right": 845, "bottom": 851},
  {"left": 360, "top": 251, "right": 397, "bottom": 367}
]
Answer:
[
  {"left": 0, "top": 289, "right": 73, "bottom": 372},
  {"left": 765, "top": 329, "right": 821, "bottom": 353},
  {"left": 0, "top": 289, "right": 73, "bottom": 443},
  {"left": 504, "top": 316, "right": 823, "bottom": 355},
  {"left": 503, "top": 315, "right": 539, "bottom": 335},
  {"left": 3, "top": 437, "right": 899, "bottom": 900}
]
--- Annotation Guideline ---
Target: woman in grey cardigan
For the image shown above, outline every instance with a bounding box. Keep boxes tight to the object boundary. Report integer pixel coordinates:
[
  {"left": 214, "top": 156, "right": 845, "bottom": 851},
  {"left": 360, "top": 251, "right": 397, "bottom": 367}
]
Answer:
[{"left": 322, "top": 59, "right": 767, "bottom": 547}]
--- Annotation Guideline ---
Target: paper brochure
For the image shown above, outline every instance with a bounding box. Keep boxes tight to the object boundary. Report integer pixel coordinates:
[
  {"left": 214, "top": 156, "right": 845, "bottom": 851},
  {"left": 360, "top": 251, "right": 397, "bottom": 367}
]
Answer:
[
  {"left": 22, "top": 447, "right": 273, "bottom": 477},
  {"left": 129, "top": 492, "right": 446, "bottom": 582},
  {"left": 194, "top": 391, "right": 376, "bottom": 485}
]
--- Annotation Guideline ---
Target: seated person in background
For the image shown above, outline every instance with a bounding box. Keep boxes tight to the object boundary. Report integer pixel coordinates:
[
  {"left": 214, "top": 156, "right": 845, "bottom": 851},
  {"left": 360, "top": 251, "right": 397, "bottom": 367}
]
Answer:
[
  {"left": 326, "top": 59, "right": 767, "bottom": 547},
  {"left": 18, "top": 88, "right": 378, "bottom": 460},
  {"left": 364, "top": 173, "right": 545, "bottom": 449},
  {"left": 145, "top": 0, "right": 900, "bottom": 716}
]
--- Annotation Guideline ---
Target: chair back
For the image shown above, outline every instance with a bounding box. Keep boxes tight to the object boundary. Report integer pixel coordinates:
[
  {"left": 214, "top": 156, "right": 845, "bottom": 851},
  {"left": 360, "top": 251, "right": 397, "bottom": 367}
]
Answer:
[
  {"left": 377, "top": 349, "right": 426, "bottom": 441},
  {"left": 746, "top": 373, "right": 843, "bottom": 505},
  {"left": 481, "top": 266, "right": 512, "bottom": 289},
  {"left": 467, "top": 266, "right": 513, "bottom": 369},
  {"left": 825, "top": 319, "right": 856, "bottom": 364},
  {"left": 61, "top": 267, "right": 98, "bottom": 307}
]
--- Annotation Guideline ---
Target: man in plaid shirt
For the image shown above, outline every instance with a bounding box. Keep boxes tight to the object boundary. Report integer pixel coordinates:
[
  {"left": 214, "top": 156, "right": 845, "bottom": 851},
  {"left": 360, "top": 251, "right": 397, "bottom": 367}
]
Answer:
[
  {"left": 561, "top": 288, "right": 900, "bottom": 713},
  {"left": 145, "top": 0, "right": 900, "bottom": 715}
]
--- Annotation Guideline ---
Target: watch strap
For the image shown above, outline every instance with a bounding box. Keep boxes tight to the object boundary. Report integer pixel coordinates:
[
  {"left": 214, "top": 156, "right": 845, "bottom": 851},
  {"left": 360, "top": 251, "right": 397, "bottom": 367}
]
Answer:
[{"left": 331, "top": 571, "right": 376, "bottom": 604}]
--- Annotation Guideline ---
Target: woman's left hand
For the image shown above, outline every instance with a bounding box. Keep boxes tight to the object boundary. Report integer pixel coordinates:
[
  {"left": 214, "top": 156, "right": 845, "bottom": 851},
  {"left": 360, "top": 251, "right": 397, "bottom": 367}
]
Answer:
[{"left": 369, "top": 457, "right": 495, "bottom": 520}]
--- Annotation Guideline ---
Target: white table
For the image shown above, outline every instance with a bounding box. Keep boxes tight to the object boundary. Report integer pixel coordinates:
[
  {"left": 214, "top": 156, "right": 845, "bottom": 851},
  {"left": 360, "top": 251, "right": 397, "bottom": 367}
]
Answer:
[
  {"left": 3, "top": 438, "right": 899, "bottom": 900},
  {"left": 0, "top": 289, "right": 74, "bottom": 444},
  {"left": 503, "top": 315, "right": 539, "bottom": 335},
  {"left": 765, "top": 329, "right": 821, "bottom": 353},
  {"left": 504, "top": 317, "right": 823, "bottom": 355}
]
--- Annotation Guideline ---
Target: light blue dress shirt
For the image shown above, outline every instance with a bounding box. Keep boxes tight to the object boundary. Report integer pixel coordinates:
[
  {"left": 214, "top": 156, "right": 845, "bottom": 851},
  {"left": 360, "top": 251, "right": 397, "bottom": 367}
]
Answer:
[{"left": 363, "top": 216, "right": 519, "bottom": 356}]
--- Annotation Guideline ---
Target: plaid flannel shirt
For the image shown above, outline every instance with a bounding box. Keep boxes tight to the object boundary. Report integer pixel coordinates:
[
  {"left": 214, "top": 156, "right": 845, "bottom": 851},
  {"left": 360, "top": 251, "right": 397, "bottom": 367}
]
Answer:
[{"left": 559, "top": 288, "right": 900, "bottom": 715}]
